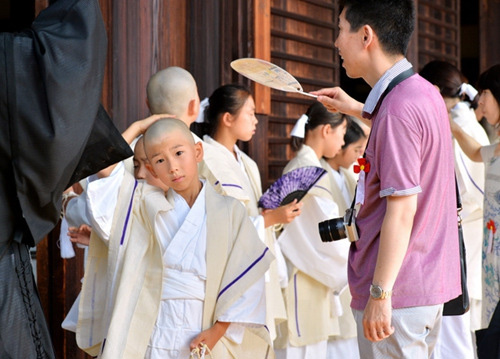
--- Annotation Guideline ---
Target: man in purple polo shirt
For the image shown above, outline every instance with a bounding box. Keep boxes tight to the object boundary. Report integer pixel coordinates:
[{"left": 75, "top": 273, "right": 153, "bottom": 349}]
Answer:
[{"left": 312, "top": 0, "right": 461, "bottom": 357}]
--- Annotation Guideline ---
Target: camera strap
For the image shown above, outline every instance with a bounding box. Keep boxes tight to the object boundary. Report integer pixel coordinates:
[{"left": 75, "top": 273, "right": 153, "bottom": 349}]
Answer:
[{"left": 347, "top": 67, "right": 415, "bottom": 225}]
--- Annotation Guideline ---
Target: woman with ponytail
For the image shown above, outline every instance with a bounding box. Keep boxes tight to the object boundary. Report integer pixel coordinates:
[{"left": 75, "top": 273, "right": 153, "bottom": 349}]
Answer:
[
  {"left": 200, "top": 84, "right": 302, "bottom": 345},
  {"left": 275, "top": 102, "right": 350, "bottom": 358}
]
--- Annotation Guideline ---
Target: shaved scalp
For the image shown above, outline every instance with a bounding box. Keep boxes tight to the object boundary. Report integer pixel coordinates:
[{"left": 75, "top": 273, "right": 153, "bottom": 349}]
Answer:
[
  {"left": 144, "top": 118, "right": 194, "bottom": 156},
  {"left": 146, "top": 67, "right": 198, "bottom": 118}
]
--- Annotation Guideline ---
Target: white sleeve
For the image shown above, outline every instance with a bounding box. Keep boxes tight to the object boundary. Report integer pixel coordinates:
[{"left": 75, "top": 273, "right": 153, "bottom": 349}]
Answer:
[
  {"left": 85, "top": 162, "right": 125, "bottom": 240},
  {"left": 249, "top": 215, "right": 266, "bottom": 244},
  {"left": 278, "top": 195, "right": 350, "bottom": 292},
  {"left": 65, "top": 191, "right": 91, "bottom": 228},
  {"left": 217, "top": 276, "right": 266, "bottom": 344}
]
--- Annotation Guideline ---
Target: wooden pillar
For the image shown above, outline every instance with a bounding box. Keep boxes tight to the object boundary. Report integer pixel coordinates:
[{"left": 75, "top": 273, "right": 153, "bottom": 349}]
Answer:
[
  {"left": 111, "top": 0, "right": 188, "bottom": 131},
  {"left": 479, "top": 0, "right": 500, "bottom": 72},
  {"left": 249, "top": 0, "right": 271, "bottom": 189}
]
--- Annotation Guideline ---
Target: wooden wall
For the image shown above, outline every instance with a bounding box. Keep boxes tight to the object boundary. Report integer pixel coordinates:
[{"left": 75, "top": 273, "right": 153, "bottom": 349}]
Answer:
[
  {"left": 266, "top": 0, "right": 339, "bottom": 187},
  {"left": 21, "top": 0, "right": 496, "bottom": 358}
]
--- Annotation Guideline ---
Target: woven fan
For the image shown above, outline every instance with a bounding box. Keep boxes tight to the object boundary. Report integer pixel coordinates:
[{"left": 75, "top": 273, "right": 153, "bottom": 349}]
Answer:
[
  {"left": 258, "top": 166, "right": 327, "bottom": 209},
  {"left": 230, "top": 58, "right": 317, "bottom": 98}
]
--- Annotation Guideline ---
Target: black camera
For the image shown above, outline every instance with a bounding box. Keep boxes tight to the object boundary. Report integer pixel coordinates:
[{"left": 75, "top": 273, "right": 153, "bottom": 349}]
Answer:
[{"left": 318, "top": 208, "right": 359, "bottom": 243}]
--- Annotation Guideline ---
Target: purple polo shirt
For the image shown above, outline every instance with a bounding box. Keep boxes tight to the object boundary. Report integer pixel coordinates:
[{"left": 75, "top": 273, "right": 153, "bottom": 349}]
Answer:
[{"left": 349, "top": 69, "right": 461, "bottom": 310}]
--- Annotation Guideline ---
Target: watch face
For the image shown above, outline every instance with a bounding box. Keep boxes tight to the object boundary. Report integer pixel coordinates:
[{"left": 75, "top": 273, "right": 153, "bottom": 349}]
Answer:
[{"left": 370, "top": 285, "right": 383, "bottom": 299}]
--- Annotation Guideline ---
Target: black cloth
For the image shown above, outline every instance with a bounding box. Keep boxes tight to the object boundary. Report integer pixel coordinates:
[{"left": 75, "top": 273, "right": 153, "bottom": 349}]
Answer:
[
  {"left": 0, "top": 0, "right": 132, "bottom": 358},
  {"left": 0, "top": 0, "right": 132, "bottom": 247},
  {"left": 477, "top": 300, "right": 500, "bottom": 359}
]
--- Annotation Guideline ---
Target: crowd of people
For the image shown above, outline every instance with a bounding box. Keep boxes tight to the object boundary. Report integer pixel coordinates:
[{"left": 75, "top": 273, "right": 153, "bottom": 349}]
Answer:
[{"left": 2, "top": 0, "right": 500, "bottom": 358}]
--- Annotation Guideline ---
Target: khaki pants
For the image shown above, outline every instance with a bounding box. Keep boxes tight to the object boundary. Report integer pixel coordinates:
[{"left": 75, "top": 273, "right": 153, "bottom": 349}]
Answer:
[{"left": 353, "top": 304, "right": 443, "bottom": 359}]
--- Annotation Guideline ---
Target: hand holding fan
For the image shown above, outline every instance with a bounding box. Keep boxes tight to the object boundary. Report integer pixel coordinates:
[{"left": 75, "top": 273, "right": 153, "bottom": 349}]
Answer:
[
  {"left": 230, "top": 58, "right": 317, "bottom": 98},
  {"left": 258, "top": 166, "right": 327, "bottom": 209}
]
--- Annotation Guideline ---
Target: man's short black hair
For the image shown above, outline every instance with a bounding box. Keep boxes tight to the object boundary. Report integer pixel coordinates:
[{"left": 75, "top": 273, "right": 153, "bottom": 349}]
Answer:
[{"left": 341, "top": 0, "right": 415, "bottom": 56}]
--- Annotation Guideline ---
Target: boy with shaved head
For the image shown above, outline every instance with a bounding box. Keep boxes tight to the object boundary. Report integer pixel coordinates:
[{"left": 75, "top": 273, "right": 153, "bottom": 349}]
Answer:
[
  {"left": 78, "top": 118, "right": 274, "bottom": 358},
  {"left": 146, "top": 66, "right": 220, "bottom": 187}
]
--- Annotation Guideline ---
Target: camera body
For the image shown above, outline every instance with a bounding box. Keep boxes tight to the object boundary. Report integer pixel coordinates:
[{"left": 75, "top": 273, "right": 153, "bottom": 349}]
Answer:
[{"left": 318, "top": 208, "right": 359, "bottom": 243}]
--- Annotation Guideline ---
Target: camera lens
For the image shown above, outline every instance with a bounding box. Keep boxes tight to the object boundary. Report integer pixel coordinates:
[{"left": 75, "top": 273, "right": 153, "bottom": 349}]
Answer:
[{"left": 318, "top": 217, "right": 347, "bottom": 242}]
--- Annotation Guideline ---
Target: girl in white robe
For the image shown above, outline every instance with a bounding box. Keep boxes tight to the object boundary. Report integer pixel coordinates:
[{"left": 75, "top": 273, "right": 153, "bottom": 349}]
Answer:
[
  {"left": 275, "top": 102, "right": 349, "bottom": 359},
  {"left": 322, "top": 118, "right": 367, "bottom": 359},
  {"left": 199, "top": 84, "right": 303, "bottom": 342}
]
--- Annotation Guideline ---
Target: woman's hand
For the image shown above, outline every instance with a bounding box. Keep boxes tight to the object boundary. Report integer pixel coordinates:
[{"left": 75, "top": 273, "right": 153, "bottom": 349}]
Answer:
[{"left": 262, "top": 199, "right": 303, "bottom": 228}]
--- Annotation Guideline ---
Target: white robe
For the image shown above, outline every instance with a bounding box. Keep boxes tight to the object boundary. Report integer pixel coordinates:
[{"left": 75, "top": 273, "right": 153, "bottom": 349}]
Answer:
[
  {"left": 202, "top": 135, "right": 288, "bottom": 341},
  {"left": 77, "top": 164, "right": 274, "bottom": 359},
  {"left": 276, "top": 145, "right": 350, "bottom": 354}
]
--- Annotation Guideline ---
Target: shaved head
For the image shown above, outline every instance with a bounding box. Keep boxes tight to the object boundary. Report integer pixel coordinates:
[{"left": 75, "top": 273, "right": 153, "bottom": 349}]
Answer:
[
  {"left": 146, "top": 67, "right": 199, "bottom": 120},
  {"left": 144, "top": 118, "right": 194, "bottom": 156}
]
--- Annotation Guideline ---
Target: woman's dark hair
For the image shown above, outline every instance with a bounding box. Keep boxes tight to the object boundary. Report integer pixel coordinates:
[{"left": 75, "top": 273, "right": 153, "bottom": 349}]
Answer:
[
  {"left": 203, "top": 84, "right": 252, "bottom": 137},
  {"left": 341, "top": 0, "right": 415, "bottom": 56},
  {"left": 342, "top": 117, "right": 366, "bottom": 149},
  {"left": 419, "top": 60, "right": 479, "bottom": 109},
  {"left": 478, "top": 64, "right": 500, "bottom": 108},
  {"left": 291, "top": 102, "right": 348, "bottom": 152}
]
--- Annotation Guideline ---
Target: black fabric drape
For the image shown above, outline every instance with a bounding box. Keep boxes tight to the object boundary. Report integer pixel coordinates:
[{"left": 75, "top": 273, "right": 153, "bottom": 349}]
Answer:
[{"left": 0, "top": 0, "right": 132, "bottom": 246}]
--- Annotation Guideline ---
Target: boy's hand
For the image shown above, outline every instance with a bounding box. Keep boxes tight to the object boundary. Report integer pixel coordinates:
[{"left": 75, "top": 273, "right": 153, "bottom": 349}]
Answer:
[
  {"left": 262, "top": 199, "right": 303, "bottom": 227},
  {"left": 189, "top": 321, "right": 230, "bottom": 351},
  {"left": 68, "top": 224, "right": 92, "bottom": 247}
]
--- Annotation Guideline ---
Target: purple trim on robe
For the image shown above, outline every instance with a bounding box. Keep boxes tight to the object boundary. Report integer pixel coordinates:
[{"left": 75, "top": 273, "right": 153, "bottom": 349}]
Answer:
[
  {"left": 217, "top": 247, "right": 269, "bottom": 299},
  {"left": 221, "top": 183, "right": 244, "bottom": 190},
  {"left": 313, "top": 185, "right": 333, "bottom": 196},
  {"left": 459, "top": 153, "right": 484, "bottom": 195},
  {"left": 294, "top": 273, "right": 301, "bottom": 337},
  {"left": 120, "top": 180, "right": 138, "bottom": 245}
]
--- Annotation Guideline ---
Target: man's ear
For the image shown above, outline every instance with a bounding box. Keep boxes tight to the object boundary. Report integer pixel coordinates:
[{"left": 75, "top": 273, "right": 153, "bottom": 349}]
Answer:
[
  {"left": 194, "top": 141, "right": 204, "bottom": 163},
  {"left": 145, "top": 163, "right": 159, "bottom": 178},
  {"left": 146, "top": 97, "right": 151, "bottom": 112},
  {"left": 362, "top": 24, "right": 375, "bottom": 48}
]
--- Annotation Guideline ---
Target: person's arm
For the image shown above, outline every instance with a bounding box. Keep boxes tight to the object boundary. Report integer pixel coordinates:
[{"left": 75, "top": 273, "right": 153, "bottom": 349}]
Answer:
[
  {"left": 97, "top": 114, "right": 169, "bottom": 178},
  {"left": 450, "top": 119, "right": 483, "bottom": 162},
  {"left": 189, "top": 321, "right": 230, "bottom": 351},
  {"left": 363, "top": 194, "right": 417, "bottom": 342},
  {"left": 311, "top": 87, "right": 369, "bottom": 128}
]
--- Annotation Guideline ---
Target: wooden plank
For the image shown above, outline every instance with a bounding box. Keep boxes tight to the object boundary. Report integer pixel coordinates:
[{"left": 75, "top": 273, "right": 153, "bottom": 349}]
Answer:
[
  {"left": 271, "top": 29, "right": 333, "bottom": 49},
  {"left": 272, "top": 51, "right": 337, "bottom": 68},
  {"left": 271, "top": 8, "right": 335, "bottom": 29},
  {"left": 254, "top": 0, "right": 271, "bottom": 115}
]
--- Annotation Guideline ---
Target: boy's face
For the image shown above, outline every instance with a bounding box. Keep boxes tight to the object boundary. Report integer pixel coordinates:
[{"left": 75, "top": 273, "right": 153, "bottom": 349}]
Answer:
[
  {"left": 146, "top": 129, "right": 203, "bottom": 198},
  {"left": 335, "top": 9, "right": 365, "bottom": 79},
  {"left": 133, "top": 137, "right": 169, "bottom": 192}
]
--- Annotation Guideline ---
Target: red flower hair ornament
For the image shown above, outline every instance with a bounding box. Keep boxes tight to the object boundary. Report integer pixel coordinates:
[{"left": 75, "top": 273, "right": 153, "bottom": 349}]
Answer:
[
  {"left": 487, "top": 220, "right": 497, "bottom": 234},
  {"left": 354, "top": 158, "right": 370, "bottom": 174}
]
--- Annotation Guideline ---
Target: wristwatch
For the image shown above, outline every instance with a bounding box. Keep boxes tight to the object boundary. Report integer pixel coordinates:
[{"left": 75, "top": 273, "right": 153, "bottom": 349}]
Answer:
[{"left": 370, "top": 284, "right": 392, "bottom": 300}]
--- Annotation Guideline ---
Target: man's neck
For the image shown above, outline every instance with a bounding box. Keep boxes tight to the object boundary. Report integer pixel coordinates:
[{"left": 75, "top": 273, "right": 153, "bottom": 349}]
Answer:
[{"left": 365, "top": 54, "right": 405, "bottom": 88}]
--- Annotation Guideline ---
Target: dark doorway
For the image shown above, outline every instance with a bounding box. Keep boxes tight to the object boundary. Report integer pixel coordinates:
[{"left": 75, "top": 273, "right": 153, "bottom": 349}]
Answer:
[
  {"left": 0, "top": 0, "right": 35, "bottom": 32},
  {"left": 461, "top": 0, "right": 480, "bottom": 86}
]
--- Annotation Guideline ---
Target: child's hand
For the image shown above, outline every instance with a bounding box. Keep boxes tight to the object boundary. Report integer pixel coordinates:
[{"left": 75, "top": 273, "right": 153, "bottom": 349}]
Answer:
[
  {"left": 68, "top": 224, "right": 92, "bottom": 247},
  {"left": 262, "top": 199, "right": 303, "bottom": 227},
  {"left": 189, "top": 321, "right": 230, "bottom": 351}
]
